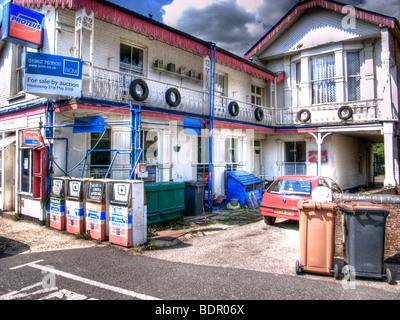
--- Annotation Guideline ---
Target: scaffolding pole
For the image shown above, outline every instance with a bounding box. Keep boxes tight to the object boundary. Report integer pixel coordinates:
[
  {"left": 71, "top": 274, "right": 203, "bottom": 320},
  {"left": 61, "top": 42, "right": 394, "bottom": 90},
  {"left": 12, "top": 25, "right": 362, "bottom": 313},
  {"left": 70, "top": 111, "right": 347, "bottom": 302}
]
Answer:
[{"left": 208, "top": 43, "right": 216, "bottom": 212}]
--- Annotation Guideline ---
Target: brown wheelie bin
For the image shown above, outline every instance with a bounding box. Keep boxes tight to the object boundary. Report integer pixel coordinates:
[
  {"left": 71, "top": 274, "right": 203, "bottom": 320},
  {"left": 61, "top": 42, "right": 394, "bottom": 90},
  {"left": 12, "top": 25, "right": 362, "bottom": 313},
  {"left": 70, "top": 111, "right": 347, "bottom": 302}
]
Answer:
[{"left": 296, "top": 201, "right": 340, "bottom": 279}]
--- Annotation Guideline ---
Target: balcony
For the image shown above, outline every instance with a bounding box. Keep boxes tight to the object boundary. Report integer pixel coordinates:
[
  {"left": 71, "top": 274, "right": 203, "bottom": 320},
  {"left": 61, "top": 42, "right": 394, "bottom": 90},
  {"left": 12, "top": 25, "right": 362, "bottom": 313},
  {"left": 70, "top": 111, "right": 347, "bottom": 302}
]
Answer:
[
  {"left": 276, "top": 99, "right": 382, "bottom": 126},
  {"left": 81, "top": 65, "right": 274, "bottom": 127},
  {"left": 81, "top": 65, "right": 383, "bottom": 129}
]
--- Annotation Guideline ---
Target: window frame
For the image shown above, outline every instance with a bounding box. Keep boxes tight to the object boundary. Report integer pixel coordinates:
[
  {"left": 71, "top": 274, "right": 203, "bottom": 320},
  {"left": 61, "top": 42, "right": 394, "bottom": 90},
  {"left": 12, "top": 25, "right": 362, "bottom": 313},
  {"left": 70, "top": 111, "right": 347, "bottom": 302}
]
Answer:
[{"left": 119, "top": 42, "right": 145, "bottom": 76}]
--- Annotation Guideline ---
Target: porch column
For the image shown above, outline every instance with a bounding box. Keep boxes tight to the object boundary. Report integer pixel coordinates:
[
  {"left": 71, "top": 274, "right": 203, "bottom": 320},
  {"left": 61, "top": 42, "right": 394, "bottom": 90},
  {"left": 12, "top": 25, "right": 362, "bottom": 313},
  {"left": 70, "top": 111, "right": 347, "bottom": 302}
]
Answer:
[{"left": 383, "top": 122, "right": 397, "bottom": 186}]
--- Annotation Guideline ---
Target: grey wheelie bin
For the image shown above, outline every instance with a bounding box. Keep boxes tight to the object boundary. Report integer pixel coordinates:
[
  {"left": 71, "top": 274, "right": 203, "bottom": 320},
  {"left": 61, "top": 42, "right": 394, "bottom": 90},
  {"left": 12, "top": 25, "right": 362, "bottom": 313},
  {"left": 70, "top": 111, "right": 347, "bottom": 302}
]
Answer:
[{"left": 338, "top": 202, "right": 392, "bottom": 284}]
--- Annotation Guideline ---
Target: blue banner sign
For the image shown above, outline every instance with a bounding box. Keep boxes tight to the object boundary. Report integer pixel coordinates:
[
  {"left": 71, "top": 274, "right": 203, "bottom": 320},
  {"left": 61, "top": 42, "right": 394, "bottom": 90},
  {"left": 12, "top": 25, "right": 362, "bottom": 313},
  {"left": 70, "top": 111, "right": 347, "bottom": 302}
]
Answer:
[{"left": 25, "top": 52, "right": 82, "bottom": 98}]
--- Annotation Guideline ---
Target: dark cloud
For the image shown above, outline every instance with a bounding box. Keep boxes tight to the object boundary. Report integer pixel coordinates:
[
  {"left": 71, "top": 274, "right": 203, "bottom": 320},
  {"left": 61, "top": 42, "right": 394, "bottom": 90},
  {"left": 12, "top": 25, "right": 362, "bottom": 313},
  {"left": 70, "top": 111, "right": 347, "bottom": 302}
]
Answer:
[{"left": 173, "top": 0, "right": 261, "bottom": 56}]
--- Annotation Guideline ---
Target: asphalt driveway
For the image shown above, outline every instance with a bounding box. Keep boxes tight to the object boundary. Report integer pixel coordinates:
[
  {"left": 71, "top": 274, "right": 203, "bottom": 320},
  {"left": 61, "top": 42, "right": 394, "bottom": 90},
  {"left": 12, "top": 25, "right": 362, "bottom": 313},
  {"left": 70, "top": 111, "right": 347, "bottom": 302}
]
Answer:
[{"left": 145, "top": 214, "right": 400, "bottom": 294}]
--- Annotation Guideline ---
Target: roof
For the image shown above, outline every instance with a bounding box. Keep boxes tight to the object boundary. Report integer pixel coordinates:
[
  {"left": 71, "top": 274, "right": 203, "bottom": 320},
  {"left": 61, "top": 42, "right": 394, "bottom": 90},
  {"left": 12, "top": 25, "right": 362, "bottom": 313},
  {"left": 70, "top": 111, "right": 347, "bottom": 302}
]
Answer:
[
  {"left": 13, "top": 0, "right": 276, "bottom": 82},
  {"left": 226, "top": 171, "right": 263, "bottom": 186},
  {"left": 245, "top": 0, "right": 400, "bottom": 60}
]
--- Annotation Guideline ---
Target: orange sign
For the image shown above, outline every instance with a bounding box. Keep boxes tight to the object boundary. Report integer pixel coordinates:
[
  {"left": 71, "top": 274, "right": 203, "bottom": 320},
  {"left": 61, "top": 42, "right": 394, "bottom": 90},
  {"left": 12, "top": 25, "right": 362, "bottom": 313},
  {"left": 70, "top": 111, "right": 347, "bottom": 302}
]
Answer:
[{"left": 23, "top": 129, "right": 42, "bottom": 147}]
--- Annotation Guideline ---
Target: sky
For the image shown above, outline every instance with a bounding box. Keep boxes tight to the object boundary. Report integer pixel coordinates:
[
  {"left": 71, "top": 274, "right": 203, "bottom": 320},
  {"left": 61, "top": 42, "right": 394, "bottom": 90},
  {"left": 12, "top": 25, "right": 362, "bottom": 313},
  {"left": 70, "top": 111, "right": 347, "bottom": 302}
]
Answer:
[
  {"left": 1, "top": 0, "right": 400, "bottom": 57},
  {"left": 107, "top": 0, "right": 400, "bottom": 57}
]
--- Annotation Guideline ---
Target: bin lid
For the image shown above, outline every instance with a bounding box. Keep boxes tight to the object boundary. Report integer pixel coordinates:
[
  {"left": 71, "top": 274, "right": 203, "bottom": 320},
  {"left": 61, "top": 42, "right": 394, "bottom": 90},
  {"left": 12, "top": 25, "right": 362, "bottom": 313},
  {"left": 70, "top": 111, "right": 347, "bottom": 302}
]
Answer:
[
  {"left": 297, "top": 200, "right": 337, "bottom": 212},
  {"left": 184, "top": 180, "right": 205, "bottom": 187},
  {"left": 226, "top": 171, "right": 262, "bottom": 186},
  {"left": 338, "top": 201, "right": 389, "bottom": 215}
]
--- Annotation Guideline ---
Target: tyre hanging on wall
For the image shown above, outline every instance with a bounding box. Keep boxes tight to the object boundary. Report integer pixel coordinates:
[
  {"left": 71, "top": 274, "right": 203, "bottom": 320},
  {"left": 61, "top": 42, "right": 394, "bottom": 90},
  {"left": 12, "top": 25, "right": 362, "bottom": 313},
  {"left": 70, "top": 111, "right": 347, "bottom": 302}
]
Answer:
[
  {"left": 254, "top": 107, "right": 264, "bottom": 122},
  {"left": 338, "top": 106, "right": 353, "bottom": 121},
  {"left": 165, "top": 87, "right": 181, "bottom": 107},
  {"left": 297, "top": 109, "right": 311, "bottom": 123},
  {"left": 129, "top": 79, "right": 149, "bottom": 101},
  {"left": 228, "top": 101, "right": 239, "bottom": 117}
]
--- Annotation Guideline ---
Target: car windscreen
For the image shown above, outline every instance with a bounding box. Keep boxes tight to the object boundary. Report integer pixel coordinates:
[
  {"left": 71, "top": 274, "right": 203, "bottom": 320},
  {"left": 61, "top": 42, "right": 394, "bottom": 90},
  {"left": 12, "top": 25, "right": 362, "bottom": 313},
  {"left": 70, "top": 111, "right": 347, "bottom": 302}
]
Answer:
[{"left": 267, "top": 179, "right": 312, "bottom": 196}]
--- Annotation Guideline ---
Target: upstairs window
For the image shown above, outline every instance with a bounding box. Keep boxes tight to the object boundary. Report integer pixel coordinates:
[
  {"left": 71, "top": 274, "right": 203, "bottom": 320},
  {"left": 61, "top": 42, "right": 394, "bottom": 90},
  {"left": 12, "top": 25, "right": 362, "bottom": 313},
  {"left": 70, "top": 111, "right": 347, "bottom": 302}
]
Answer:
[
  {"left": 251, "top": 85, "right": 264, "bottom": 106},
  {"left": 120, "top": 43, "right": 144, "bottom": 76},
  {"left": 311, "top": 54, "right": 336, "bottom": 104},
  {"left": 214, "top": 73, "right": 225, "bottom": 96},
  {"left": 347, "top": 51, "right": 361, "bottom": 101}
]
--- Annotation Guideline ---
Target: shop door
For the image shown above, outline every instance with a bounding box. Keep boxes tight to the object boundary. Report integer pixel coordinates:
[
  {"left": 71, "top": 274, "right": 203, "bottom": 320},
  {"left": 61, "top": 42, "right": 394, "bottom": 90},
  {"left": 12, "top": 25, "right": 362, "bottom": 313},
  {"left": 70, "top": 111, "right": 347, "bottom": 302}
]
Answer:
[{"left": 4, "top": 142, "right": 15, "bottom": 211}]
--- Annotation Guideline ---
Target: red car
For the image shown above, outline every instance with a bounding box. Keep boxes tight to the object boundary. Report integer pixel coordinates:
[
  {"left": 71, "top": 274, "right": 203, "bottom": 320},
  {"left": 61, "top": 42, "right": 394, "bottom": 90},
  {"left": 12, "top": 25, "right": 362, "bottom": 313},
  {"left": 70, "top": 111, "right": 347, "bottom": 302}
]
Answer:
[{"left": 260, "top": 175, "right": 342, "bottom": 225}]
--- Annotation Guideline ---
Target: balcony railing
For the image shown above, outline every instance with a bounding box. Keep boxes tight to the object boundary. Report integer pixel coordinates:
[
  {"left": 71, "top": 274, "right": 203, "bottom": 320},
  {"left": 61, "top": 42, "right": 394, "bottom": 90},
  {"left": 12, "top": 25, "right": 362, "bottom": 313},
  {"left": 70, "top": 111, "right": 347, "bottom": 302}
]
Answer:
[
  {"left": 81, "top": 65, "right": 384, "bottom": 128},
  {"left": 276, "top": 99, "right": 382, "bottom": 126},
  {"left": 81, "top": 65, "right": 274, "bottom": 126}
]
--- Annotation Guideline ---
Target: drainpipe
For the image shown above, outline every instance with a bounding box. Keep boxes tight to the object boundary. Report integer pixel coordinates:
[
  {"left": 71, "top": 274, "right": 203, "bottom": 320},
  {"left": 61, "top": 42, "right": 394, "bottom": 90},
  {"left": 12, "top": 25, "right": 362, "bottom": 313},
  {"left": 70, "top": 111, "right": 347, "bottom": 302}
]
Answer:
[{"left": 208, "top": 43, "right": 216, "bottom": 211}]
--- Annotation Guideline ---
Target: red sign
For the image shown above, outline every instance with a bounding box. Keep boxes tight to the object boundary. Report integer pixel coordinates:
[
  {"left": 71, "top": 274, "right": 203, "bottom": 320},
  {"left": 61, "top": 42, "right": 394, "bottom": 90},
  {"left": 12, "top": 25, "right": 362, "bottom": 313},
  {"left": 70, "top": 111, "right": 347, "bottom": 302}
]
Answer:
[
  {"left": 309, "top": 151, "right": 328, "bottom": 163},
  {"left": 23, "top": 129, "right": 42, "bottom": 147}
]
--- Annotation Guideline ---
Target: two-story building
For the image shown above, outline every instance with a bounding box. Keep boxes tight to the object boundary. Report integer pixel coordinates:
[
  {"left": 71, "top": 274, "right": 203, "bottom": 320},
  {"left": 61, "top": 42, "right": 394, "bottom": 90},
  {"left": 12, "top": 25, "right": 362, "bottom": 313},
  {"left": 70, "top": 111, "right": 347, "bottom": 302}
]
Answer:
[
  {"left": 244, "top": 0, "right": 400, "bottom": 191},
  {"left": 0, "top": 0, "right": 277, "bottom": 222},
  {"left": 1, "top": 0, "right": 399, "bottom": 224}
]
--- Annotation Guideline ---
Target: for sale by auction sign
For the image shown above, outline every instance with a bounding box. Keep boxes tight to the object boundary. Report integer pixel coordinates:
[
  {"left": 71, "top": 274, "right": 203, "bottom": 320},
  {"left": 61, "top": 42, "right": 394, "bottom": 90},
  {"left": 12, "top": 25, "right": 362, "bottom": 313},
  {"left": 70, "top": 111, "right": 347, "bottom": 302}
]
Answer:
[
  {"left": 1, "top": 2, "right": 44, "bottom": 49},
  {"left": 25, "top": 52, "right": 82, "bottom": 98}
]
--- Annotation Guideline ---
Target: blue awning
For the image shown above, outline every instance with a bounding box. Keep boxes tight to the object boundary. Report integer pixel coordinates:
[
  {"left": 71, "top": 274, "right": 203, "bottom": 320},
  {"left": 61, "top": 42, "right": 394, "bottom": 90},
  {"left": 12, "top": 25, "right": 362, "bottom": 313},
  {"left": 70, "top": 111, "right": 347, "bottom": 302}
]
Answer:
[{"left": 73, "top": 116, "right": 105, "bottom": 133}]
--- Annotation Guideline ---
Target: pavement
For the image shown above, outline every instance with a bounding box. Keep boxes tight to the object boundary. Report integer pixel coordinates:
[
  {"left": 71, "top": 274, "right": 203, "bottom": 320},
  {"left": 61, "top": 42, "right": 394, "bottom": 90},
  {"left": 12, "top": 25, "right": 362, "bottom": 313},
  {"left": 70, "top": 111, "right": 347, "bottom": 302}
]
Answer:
[{"left": 1, "top": 207, "right": 400, "bottom": 296}]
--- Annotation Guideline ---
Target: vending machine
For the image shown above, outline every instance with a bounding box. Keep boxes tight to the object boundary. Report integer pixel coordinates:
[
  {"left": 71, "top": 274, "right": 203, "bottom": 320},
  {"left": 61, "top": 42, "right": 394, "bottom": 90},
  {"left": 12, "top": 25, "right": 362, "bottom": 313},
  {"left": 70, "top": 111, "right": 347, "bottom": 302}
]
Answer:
[
  {"left": 65, "top": 179, "right": 88, "bottom": 235},
  {"left": 49, "top": 177, "right": 67, "bottom": 230},
  {"left": 85, "top": 179, "right": 110, "bottom": 241},
  {"left": 109, "top": 180, "right": 146, "bottom": 247}
]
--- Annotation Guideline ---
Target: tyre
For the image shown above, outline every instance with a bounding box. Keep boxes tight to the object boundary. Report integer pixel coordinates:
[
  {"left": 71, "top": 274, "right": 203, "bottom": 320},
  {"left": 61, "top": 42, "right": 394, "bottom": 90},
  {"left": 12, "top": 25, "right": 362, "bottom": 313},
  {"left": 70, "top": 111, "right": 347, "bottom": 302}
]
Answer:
[
  {"left": 165, "top": 88, "right": 181, "bottom": 107},
  {"left": 254, "top": 107, "right": 264, "bottom": 121},
  {"left": 129, "top": 79, "right": 149, "bottom": 101},
  {"left": 263, "top": 215, "right": 276, "bottom": 225},
  {"left": 297, "top": 109, "right": 311, "bottom": 123},
  {"left": 228, "top": 101, "right": 239, "bottom": 116},
  {"left": 338, "top": 106, "right": 353, "bottom": 120}
]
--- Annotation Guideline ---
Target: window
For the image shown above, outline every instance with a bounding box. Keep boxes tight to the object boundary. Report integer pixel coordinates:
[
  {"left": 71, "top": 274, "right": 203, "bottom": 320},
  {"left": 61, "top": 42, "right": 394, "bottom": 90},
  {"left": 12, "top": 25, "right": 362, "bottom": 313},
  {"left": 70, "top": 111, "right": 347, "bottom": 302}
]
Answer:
[
  {"left": 295, "top": 62, "right": 302, "bottom": 106},
  {"left": 284, "top": 141, "right": 306, "bottom": 175},
  {"left": 12, "top": 45, "right": 25, "bottom": 95},
  {"left": 140, "top": 130, "right": 158, "bottom": 182},
  {"left": 311, "top": 54, "right": 336, "bottom": 104},
  {"left": 120, "top": 43, "right": 144, "bottom": 76},
  {"left": 347, "top": 51, "right": 361, "bottom": 101},
  {"left": 214, "top": 73, "right": 225, "bottom": 96},
  {"left": 225, "top": 138, "right": 238, "bottom": 164},
  {"left": 90, "top": 129, "right": 111, "bottom": 178},
  {"left": 251, "top": 85, "right": 264, "bottom": 106},
  {"left": 20, "top": 148, "right": 33, "bottom": 193}
]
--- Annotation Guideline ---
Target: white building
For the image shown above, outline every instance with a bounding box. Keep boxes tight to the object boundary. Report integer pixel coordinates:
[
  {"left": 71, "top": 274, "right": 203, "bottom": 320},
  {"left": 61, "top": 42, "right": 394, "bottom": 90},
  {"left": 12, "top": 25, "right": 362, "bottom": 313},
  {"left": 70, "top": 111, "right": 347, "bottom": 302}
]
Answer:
[
  {"left": 0, "top": 0, "right": 277, "bottom": 222},
  {"left": 245, "top": 0, "right": 400, "bottom": 190},
  {"left": 0, "top": 0, "right": 399, "bottom": 223}
]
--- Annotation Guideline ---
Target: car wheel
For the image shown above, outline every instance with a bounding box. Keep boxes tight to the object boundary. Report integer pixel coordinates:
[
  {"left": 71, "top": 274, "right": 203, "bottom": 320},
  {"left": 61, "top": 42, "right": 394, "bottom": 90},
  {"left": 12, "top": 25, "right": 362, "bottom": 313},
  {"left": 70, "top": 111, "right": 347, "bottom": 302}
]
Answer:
[{"left": 263, "top": 216, "right": 276, "bottom": 225}]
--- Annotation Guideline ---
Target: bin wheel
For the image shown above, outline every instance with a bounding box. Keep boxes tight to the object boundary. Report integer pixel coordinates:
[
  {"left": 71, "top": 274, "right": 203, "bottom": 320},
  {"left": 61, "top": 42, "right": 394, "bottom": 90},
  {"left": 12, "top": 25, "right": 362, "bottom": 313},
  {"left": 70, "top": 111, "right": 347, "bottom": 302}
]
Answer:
[
  {"left": 295, "top": 260, "right": 302, "bottom": 275},
  {"left": 385, "top": 268, "right": 392, "bottom": 284},
  {"left": 334, "top": 264, "right": 340, "bottom": 280},
  {"left": 263, "top": 216, "right": 276, "bottom": 225}
]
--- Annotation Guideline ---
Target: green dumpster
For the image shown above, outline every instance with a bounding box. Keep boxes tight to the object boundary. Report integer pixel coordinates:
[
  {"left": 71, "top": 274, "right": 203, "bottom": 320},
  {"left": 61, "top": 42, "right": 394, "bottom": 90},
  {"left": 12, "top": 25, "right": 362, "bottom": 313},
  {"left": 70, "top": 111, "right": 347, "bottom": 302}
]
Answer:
[{"left": 145, "top": 182, "right": 185, "bottom": 225}]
